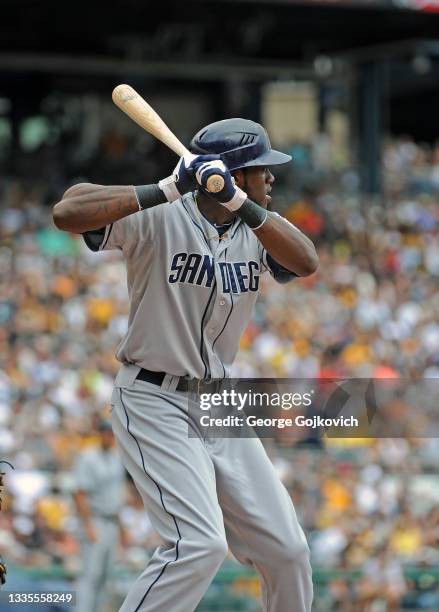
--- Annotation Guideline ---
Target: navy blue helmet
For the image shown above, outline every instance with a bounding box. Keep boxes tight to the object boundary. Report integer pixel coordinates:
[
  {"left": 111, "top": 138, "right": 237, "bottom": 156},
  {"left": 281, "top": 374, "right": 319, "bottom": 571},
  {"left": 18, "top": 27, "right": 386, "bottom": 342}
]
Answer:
[{"left": 189, "top": 118, "right": 291, "bottom": 172}]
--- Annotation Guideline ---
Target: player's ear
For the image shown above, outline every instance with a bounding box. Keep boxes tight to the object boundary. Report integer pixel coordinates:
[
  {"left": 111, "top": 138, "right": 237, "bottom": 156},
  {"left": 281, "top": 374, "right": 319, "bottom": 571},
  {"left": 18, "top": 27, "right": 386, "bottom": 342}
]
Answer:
[{"left": 232, "top": 169, "right": 245, "bottom": 188}]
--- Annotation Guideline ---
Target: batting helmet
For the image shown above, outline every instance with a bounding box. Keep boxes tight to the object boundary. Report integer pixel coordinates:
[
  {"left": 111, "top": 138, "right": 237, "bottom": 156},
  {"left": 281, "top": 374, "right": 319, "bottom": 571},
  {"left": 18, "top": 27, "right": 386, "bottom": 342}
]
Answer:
[{"left": 189, "top": 118, "right": 291, "bottom": 172}]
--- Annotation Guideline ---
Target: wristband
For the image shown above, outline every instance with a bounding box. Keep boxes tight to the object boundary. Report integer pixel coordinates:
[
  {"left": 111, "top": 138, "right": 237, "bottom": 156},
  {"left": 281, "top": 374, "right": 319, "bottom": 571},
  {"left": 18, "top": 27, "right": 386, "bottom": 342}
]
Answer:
[
  {"left": 222, "top": 186, "right": 248, "bottom": 212},
  {"left": 134, "top": 184, "right": 167, "bottom": 211},
  {"left": 236, "top": 199, "right": 269, "bottom": 229},
  {"left": 158, "top": 176, "right": 181, "bottom": 203}
]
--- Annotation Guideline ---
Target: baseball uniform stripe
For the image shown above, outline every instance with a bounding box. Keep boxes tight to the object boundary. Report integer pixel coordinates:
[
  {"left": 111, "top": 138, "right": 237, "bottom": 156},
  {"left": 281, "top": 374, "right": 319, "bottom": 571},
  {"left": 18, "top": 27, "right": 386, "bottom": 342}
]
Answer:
[
  {"left": 231, "top": 220, "right": 243, "bottom": 239},
  {"left": 100, "top": 224, "right": 114, "bottom": 250},
  {"left": 212, "top": 249, "right": 234, "bottom": 379},
  {"left": 199, "top": 283, "right": 217, "bottom": 379}
]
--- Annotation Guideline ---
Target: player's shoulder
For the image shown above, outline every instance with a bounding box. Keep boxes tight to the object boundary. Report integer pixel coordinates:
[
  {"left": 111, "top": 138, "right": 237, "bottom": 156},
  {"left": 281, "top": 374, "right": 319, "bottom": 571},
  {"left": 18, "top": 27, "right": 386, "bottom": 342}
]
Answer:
[
  {"left": 118, "top": 200, "right": 171, "bottom": 241},
  {"left": 161, "top": 193, "right": 203, "bottom": 226},
  {"left": 169, "top": 193, "right": 195, "bottom": 215}
]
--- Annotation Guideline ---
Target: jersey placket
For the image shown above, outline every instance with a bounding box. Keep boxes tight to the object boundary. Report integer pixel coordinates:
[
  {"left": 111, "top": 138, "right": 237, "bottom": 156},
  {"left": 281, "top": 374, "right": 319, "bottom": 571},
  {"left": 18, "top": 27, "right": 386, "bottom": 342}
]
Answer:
[
  {"left": 202, "top": 233, "right": 236, "bottom": 379},
  {"left": 180, "top": 196, "right": 242, "bottom": 380}
]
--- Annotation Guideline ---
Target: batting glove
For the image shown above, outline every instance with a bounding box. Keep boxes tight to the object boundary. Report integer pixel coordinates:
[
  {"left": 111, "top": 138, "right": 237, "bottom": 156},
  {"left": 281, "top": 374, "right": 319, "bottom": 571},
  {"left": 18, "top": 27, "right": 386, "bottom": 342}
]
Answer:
[
  {"left": 194, "top": 160, "right": 247, "bottom": 211},
  {"left": 158, "top": 154, "right": 216, "bottom": 202}
]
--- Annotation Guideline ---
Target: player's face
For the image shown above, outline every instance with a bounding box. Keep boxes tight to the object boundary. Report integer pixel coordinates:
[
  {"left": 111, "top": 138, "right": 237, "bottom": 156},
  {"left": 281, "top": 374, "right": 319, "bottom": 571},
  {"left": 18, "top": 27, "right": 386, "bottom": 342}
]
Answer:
[{"left": 235, "top": 166, "right": 274, "bottom": 208}]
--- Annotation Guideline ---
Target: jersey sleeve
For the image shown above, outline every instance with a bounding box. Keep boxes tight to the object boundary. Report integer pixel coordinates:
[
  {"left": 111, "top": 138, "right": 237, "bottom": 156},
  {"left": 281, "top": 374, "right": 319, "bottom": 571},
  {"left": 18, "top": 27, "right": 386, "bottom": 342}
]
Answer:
[
  {"left": 260, "top": 248, "right": 298, "bottom": 284},
  {"left": 82, "top": 204, "right": 165, "bottom": 256}
]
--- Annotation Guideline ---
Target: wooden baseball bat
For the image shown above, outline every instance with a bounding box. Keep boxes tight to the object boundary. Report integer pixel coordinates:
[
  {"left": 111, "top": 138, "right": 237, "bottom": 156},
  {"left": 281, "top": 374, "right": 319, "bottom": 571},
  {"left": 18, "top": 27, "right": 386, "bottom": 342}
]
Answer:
[{"left": 112, "top": 84, "right": 224, "bottom": 194}]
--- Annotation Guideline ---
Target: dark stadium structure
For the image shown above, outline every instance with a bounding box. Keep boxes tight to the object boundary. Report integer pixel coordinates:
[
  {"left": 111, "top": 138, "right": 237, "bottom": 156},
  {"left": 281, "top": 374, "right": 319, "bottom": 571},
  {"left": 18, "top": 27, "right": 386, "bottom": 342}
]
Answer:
[{"left": 1, "top": 0, "right": 438, "bottom": 192}]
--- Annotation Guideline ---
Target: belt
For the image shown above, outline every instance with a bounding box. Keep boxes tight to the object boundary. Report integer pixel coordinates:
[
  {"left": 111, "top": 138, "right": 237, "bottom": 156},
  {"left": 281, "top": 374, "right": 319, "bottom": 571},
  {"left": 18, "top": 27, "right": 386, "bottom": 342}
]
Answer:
[
  {"left": 136, "top": 368, "right": 190, "bottom": 391},
  {"left": 136, "top": 368, "right": 223, "bottom": 394}
]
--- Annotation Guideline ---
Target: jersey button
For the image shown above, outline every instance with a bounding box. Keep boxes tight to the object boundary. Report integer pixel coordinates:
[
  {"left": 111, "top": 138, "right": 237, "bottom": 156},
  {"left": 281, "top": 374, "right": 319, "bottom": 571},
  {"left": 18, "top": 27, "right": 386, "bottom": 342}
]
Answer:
[{"left": 219, "top": 299, "right": 226, "bottom": 306}]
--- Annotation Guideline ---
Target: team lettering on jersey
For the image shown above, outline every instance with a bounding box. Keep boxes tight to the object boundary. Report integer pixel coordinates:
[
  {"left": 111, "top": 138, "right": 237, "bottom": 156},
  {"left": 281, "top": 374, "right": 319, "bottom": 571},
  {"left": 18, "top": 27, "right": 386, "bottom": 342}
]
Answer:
[{"left": 168, "top": 252, "right": 260, "bottom": 293}]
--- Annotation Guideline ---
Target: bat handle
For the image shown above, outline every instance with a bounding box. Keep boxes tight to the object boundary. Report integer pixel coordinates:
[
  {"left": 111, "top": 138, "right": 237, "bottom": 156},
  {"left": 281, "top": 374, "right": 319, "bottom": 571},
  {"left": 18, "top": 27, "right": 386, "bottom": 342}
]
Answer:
[{"left": 206, "top": 174, "right": 225, "bottom": 194}]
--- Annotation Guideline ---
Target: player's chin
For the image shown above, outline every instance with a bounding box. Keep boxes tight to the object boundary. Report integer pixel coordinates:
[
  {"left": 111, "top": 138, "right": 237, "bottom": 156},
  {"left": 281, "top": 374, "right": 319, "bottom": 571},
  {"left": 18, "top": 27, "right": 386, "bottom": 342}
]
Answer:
[
  {"left": 250, "top": 192, "right": 271, "bottom": 208},
  {"left": 263, "top": 194, "right": 272, "bottom": 208}
]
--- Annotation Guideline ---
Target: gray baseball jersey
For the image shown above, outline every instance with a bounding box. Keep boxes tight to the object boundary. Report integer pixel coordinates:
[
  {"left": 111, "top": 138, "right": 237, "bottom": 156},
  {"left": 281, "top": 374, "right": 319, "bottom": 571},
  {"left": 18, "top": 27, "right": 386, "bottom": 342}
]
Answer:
[
  {"left": 73, "top": 447, "right": 125, "bottom": 517},
  {"left": 83, "top": 192, "right": 295, "bottom": 380}
]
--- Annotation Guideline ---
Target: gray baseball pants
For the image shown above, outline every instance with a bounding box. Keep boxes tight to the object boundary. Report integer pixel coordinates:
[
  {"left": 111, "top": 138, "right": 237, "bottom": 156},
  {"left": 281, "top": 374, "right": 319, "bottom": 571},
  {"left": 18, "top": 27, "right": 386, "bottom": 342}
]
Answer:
[{"left": 110, "top": 365, "right": 313, "bottom": 612}]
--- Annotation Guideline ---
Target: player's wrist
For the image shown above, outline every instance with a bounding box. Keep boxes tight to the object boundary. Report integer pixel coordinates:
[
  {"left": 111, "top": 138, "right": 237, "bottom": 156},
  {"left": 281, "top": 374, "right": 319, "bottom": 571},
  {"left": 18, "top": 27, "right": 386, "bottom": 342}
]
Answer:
[
  {"left": 157, "top": 176, "right": 181, "bottom": 203},
  {"left": 235, "top": 198, "right": 269, "bottom": 230},
  {"left": 220, "top": 186, "right": 248, "bottom": 211},
  {"left": 134, "top": 184, "right": 167, "bottom": 211}
]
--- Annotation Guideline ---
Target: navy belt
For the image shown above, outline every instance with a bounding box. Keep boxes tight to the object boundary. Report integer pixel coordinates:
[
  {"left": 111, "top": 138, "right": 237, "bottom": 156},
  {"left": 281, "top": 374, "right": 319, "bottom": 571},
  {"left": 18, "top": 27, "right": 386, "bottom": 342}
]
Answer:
[
  {"left": 136, "top": 368, "right": 189, "bottom": 391},
  {"left": 136, "top": 368, "right": 223, "bottom": 394}
]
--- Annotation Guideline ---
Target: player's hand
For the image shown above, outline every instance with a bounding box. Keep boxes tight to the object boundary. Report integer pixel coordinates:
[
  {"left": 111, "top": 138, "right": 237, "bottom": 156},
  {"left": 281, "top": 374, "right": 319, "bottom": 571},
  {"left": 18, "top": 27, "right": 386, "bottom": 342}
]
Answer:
[
  {"left": 194, "top": 159, "right": 247, "bottom": 211},
  {"left": 158, "top": 154, "right": 216, "bottom": 203}
]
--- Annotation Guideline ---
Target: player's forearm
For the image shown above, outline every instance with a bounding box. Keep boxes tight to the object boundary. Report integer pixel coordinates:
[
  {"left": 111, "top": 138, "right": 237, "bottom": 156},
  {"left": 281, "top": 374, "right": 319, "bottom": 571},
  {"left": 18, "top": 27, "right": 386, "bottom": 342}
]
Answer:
[
  {"left": 53, "top": 183, "right": 167, "bottom": 233},
  {"left": 253, "top": 210, "right": 319, "bottom": 277},
  {"left": 53, "top": 183, "right": 140, "bottom": 233}
]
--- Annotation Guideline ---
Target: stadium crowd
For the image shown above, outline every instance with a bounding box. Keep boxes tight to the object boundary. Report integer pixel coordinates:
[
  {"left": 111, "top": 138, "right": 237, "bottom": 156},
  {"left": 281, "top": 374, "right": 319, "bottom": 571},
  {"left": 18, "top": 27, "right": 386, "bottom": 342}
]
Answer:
[{"left": 0, "top": 135, "right": 438, "bottom": 610}]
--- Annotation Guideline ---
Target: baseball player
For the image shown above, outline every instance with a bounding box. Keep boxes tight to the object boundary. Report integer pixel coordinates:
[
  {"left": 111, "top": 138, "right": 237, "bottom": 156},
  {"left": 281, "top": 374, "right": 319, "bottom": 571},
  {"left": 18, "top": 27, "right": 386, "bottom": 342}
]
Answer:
[
  {"left": 73, "top": 418, "right": 126, "bottom": 612},
  {"left": 54, "top": 118, "right": 318, "bottom": 612}
]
